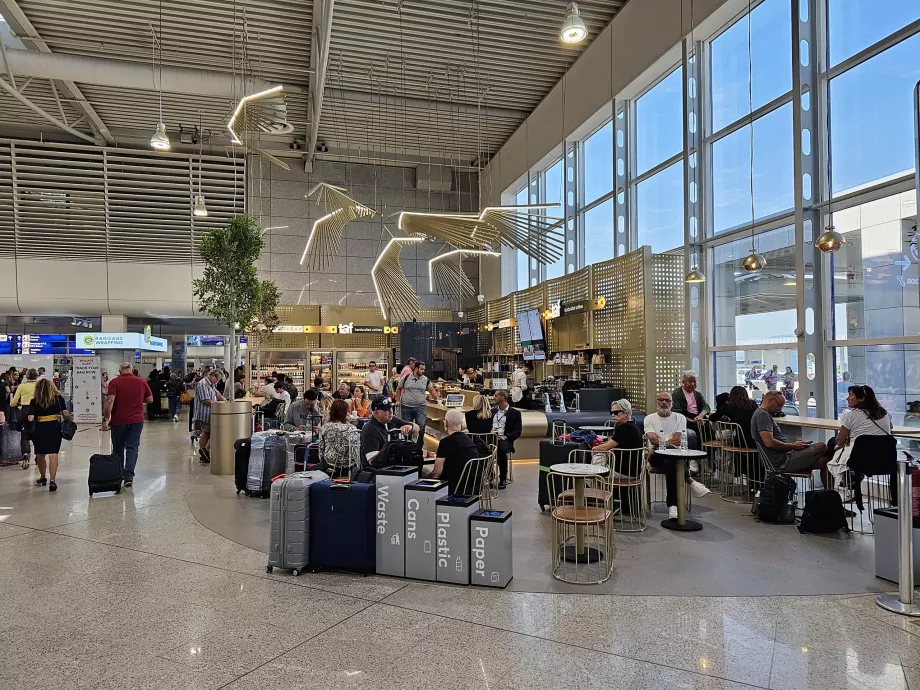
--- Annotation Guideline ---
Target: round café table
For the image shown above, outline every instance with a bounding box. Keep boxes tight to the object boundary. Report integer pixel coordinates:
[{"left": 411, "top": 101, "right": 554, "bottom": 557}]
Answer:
[
  {"left": 653, "top": 448, "right": 708, "bottom": 532},
  {"left": 550, "top": 462, "right": 610, "bottom": 562}
]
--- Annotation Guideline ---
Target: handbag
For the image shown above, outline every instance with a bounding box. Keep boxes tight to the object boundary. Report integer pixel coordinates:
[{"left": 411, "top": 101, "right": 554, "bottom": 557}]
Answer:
[
  {"left": 180, "top": 391, "right": 192, "bottom": 405},
  {"left": 60, "top": 418, "right": 77, "bottom": 441}
]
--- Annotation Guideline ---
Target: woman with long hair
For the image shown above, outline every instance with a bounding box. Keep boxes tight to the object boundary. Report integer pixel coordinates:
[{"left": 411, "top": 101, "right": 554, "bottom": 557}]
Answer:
[
  {"left": 828, "top": 384, "right": 892, "bottom": 486},
  {"left": 349, "top": 385, "right": 371, "bottom": 418},
  {"left": 27, "top": 378, "right": 73, "bottom": 491},
  {"left": 708, "top": 385, "right": 757, "bottom": 448},
  {"left": 319, "top": 399, "right": 360, "bottom": 478},
  {"left": 464, "top": 394, "right": 493, "bottom": 434}
]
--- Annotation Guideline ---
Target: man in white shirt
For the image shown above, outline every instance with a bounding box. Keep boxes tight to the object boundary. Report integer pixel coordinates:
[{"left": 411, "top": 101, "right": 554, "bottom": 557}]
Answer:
[
  {"left": 643, "top": 392, "right": 687, "bottom": 451},
  {"left": 364, "top": 361, "right": 386, "bottom": 402},
  {"left": 510, "top": 363, "right": 531, "bottom": 408},
  {"left": 259, "top": 376, "right": 276, "bottom": 400},
  {"left": 272, "top": 381, "right": 291, "bottom": 408}
]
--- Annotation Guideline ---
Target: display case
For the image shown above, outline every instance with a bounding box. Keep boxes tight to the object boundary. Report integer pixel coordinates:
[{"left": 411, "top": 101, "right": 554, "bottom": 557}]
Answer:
[
  {"left": 309, "top": 351, "right": 333, "bottom": 389},
  {"left": 335, "top": 350, "right": 390, "bottom": 389},
  {"left": 248, "top": 352, "right": 306, "bottom": 393}
]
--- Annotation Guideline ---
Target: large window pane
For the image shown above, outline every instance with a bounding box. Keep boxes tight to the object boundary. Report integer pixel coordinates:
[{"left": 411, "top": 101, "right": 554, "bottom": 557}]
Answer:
[
  {"left": 636, "top": 161, "right": 684, "bottom": 253},
  {"left": 714, "top": 348, "right": 799, "bottom": 403},
  {"left": 712, "top": 225, "right": 798, "bottom": 346},
  {"left": 543, "top": 160, "right": 564, "bottom": 280},
  {"left": 711, "top": 102, "right": 794, "bottom": 233},
  {"left": 515, "top": 187, "right": 528, "bottom": 289},
  {"left": 833, "top": 345, "right": 920, "bottom": 424},
  {"left": 583, "top": 121, "right": 613, "bottom": 203},
  {"left": 831, "top": 191, "right": 920, "bottom": 340},
  {"left": 636, "top": 67, "right": 683, "bottom": 176},
  {"left": 583, "top": 199, "right": 614, "bottom": 265},
  {"left": 709, "top": 0, "right": 792, "bottom": 132},
  {"left": 829, "top": 33, "right": 920, "bottom": 194},
  {"left": 828, "top": 0, "right": 920, "bottom": 67}
]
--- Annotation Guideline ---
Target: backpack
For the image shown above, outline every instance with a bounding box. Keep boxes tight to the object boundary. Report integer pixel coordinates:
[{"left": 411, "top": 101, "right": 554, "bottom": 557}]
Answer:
[
  {"left": 797, "top": 490, "right": 850, "bottom": 534},
  {"left": 756, "top": 474, "right": 797, "bottom": 523},
  {"left": 371, "top": 439, "right": 424, "bottom": 470}
]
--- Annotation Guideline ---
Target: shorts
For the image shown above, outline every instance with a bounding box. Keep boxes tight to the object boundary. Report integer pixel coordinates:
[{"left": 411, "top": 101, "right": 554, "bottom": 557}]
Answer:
[
  {"left": 782, "top": 447, "right": 821, "bottom": 473},
  {"left": 195, "top": 421, "right": 211, "bottom": 433}
]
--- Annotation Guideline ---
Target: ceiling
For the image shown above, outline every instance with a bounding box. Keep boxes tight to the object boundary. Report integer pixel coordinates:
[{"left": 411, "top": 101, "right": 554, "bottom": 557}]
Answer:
[{"left": 0, "top": 0, "right": 627, "bottom": 169}]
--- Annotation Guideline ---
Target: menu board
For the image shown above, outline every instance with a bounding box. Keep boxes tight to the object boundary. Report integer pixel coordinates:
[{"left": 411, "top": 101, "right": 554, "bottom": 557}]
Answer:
[{"left": 515, "top": 309, "right": 546, "bottom": 361}]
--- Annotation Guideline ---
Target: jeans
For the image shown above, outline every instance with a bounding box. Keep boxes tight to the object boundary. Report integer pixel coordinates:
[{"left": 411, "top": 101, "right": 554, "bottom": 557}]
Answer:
[
  {"left": 497, "top": 438, "right": 512, "bottom": 482},
  {"left": 400, "top": 405, "right": 427, "bottom": 447},
  {"left": 649, "top": 450, "right": 690, "bottom": 507},
  {"left": 112, "top": 422, "right": 144, "bottom": 481},
  {"left": 169, "top": 396, "right": 182, "bottom": 417}
]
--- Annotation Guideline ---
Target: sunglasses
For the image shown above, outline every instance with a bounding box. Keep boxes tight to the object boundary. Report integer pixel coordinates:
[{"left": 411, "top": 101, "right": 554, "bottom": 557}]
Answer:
[{"left": 610, "top": 409, "right": 625, "bottom": 416}]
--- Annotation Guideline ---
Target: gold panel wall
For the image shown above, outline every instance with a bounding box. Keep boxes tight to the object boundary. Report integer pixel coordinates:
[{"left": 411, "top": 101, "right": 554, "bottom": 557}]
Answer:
[
  {"left": 651, "top": 253, "right": 688, "bottom": 401},
  {"left": 545, "top": 266, "right": 592, "bottom": 351},
  {"left": 320, "top": 306, "right": 389, "bottom": 349},
  {"left": 247, "top": 305, "right": 321, "bottom": 350}
]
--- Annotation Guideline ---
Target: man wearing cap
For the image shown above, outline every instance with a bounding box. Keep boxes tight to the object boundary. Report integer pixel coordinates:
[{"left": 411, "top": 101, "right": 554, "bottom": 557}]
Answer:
[{"left": 359, "top": 396, "right": 418, "bottom": 466}]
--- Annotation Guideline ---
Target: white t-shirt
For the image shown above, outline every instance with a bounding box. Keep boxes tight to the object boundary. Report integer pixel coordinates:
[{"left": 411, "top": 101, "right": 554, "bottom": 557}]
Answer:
[
  {"left": 260, "top": 382, "right": 276, "bottom": 399},
  {"left": 277, "top": 389, "right": 291, "bottom": 407},
  {"left": 643, "top": 411, "right": 686, "bottom": 443},
  {"left": 840, "top": 408, "right": 891, "bottom": 439},
  {"left": 365, "top": 370, "right": 385, "bottom": 394}
]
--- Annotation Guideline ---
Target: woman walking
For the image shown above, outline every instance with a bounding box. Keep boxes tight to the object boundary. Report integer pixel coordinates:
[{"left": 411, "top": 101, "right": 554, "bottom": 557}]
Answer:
[{"left": 27, "top": 378, "right": 73, "bottom": 492}]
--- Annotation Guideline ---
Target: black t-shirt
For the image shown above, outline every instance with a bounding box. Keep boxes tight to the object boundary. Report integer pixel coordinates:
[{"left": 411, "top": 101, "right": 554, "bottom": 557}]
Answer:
[
  {"left": 436, "top": 432, "right": 481, "bottom": 495},
  {"left": 611, "top": 421, "right": 644, "bottom": 477}
]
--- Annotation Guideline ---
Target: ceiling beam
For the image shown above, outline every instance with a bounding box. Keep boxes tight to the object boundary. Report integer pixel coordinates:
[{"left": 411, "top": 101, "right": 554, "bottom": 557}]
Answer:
[
  {"left": 305, "top": 0, "right": 335, "bottom": 171},
  {"left": 0, "top": 0, "right": 114, "bottom": 145}
]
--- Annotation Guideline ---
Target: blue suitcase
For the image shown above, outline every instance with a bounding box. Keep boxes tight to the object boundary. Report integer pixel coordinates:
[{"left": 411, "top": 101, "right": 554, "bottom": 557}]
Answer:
[{"left": 309, "top": 479, "right": 375, "bottom": 574}]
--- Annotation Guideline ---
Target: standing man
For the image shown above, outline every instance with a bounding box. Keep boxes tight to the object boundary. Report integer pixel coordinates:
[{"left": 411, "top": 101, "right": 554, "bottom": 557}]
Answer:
[
  {"left": 102, "top": 363, "right": 153, "bottom": 488},
  {"left": 364, "top": 361, "right": 386, "bottom": 404},
  {"left": 491, "top": 390, "right": 521, "bottom": 490},
  {"left": 194, "top": 370, "right": 225, "bottom": 463},
  {"left": 396, "top": 360, "right": 439, "bottom": 448},
  {"left": 744, "top": 365, "right": 760, "bottom": 391},
  {"left": 510, "top": 363, "right": 531, "bottom": 409},
  {"left": 762, "top": 364, "right": 779, "bottom": 391}
]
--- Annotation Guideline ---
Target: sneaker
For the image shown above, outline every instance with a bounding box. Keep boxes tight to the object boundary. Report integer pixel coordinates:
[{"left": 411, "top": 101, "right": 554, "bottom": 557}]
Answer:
[
  {"left": 123, "top": 480, "right": 133, "bottom": 488},
  {"left": 668, "top": 505, "right": 678, "bottom": 520},
  {"left": 48, "top": 481, "right": 57, "bottom": 492},
  {"left": 689, "top": 460, "right": 700, "bottom": 474},
  {"left": 173, "top": 415, "right": 179, "bottom": 422},
  {"left": 689, "top": 481, "right": 711, "bottom": 499},
  {"left": 199, "top": 448, "right": 211, "bottom": 464},
  {"left": 35, "top": 477, "right": 47, "bottom": 486}
]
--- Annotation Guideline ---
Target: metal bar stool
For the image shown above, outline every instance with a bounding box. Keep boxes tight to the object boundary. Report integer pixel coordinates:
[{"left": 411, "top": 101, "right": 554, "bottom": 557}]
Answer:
[
  {"left": 716, "top": 421, "right": 760, "bottom": 504},
  {"left": 756, "top": 446, "right": 815, "bottom": 510},
  {"left": 468, "top": 432, "right": 499, "bottom": 499},
  {"left": 548, "top": 468, "right": 614, "bottom": 584},
  {"left": 695, "top": 418, "right": 723, "bottom": 489}
]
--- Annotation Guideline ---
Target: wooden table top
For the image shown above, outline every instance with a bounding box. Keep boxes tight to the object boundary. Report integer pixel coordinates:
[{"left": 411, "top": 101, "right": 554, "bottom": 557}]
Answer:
[{"left": 776, "top": 415, "right": 920, "bottom": 436}]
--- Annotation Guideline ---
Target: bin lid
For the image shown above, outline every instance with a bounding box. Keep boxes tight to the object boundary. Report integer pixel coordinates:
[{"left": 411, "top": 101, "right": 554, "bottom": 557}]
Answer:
[
  {"left": 210, "top": 400, "right": 253, "bottom": 415},
  {"left": 472, "top": 509, "right": 512, "bottom": 523},
  {"left": 407, "top": 479, "right": 448, "bottom": 492},
  {"left": 437, "top": 494, "right": 479, "bottom": 507},
  {"left": 376, "top": 465, "right": 420, "bottom": 477}
]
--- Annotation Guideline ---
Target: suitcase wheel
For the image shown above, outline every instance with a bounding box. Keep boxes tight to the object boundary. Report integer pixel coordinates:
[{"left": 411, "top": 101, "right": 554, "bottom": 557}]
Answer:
[
  {"left": 266, "top": 566, "right": 273, "bottom": 574},
  {"left": 292, "top": 569, "right": 301, "bottom": 577},
  {"left": 114, "top": 486, "right": 121, "bottom": 495}
]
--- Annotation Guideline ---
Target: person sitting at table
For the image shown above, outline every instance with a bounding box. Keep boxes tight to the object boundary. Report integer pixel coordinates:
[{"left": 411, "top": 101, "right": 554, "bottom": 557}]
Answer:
[
  {"left": 258, "top": 375, "right": 276, "bottom": 399},
  {"left": 827, "top": 384, "right": 892, "bottom": 489},
  {"left": 642, "top": 393, "right": 711, "bottom": 520},
  {"left": 319, "top": 399, "right": 361, "bottom": 478},
  {"left": 283, "top": 388, "right": 321, "bottom": 433},
  {"left": 432, "top": 408, "right": 482, "bottom": 494},
  {"left": 708, "top": 386, "right": 758, "bottom": 448},
  {"left": 671, "top": 371, "right": 711, "bottom": 433},
  {"left": 491, "top": 390, "right": 521, "bottom": 490},
  {"left": 359, "top": 396, "right": 418, "bottom": 467},
  {"left": 752, "top": 391, "right": 830, "bottom": 487},
  {"left": 310, "top": 376, "right": 327, "bottom": 400},
  {"left": 458, "top": 367, "right": 469, "bottom": 384},
  {"left": 466, "top": 368, "right": 484, "bottom": 385},
  {"left": 332, "top": 382, "right": 352, "bottom": 400},
  {"left": 348, "top": 385, "right": 371, "bottom": 418},
  {"left": 594, "top": 398, "right": 644, "bottom": 477},
  {"left": 272, "top": 381, "right": 291, "bottom": 409},
  {"left": 465, "top": 394, "right": 493, "bottom": 435}
]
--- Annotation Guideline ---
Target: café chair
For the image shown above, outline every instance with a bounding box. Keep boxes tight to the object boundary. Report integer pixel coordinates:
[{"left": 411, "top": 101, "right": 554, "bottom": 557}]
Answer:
[
  {"left": 456, "top": 447, "right": 498, "bottom": 509},
  {"left": 552, "top": 419, "right": 575, "bottom": 445},
  {"left": 695, "top": 418, "right": 723, "bottom": 488},
  {"left": 756, "top": 445, "right": 814, "bottom": 510},
  {"left": 548, "top": 469, "right": 614, "bottom": 585},
  {"left": 716, "top": 421, "right": 760, "bottom": 504},
  {"left": 840, "top": 434, "right": 898, "bottom": 534},
  {"left": 605, "top": 448, "right": 648, "bottom": 532}
]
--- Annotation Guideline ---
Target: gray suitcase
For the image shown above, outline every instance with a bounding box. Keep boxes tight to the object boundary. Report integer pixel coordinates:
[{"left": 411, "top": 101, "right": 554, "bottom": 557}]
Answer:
[
  {"left": 284, "top": 432, "right": 310, "bottom": 475},
  {"left": 247, "top": 431, "right": 287, "bottom": 497},
  {"left": 267, "top": 470, "right": 329, "bottom": 575}
]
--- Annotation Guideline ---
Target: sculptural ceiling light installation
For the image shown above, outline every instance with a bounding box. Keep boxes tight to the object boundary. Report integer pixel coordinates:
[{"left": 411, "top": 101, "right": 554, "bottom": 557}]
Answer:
[
  {"left": 299, "top": 183, "right": 377, "bottom": 269},
  {"left": 429, "top": 249, "right": 500, "bottom": 298},
  {"left": 227, "top": 85, "right": 293, "bottom": 171},
  {"left": 372, "top": 236, "right": 424, "bottom": 322},
  {"left": 398, "top": 204, "right": 565, "bottom": 265}
]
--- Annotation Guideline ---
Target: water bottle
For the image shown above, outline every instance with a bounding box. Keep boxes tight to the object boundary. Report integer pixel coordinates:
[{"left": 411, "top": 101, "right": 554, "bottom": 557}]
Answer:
[
  {"left": 658, "top": 429, "right": 666, "bottom": 451},
  {"left": 680, "top": 430, "right": 688, "bottom": 451}
]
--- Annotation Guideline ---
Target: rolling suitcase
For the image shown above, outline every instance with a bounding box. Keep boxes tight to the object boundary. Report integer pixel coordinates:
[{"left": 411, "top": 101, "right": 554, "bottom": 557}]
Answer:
[
  {"left": 234, "top": 438, "right": 251, "bottom": 494},
  {"left": 294, "top": 442, "right": 320, "bottom": 472},
  {"left": 88, "top": 453, "right": 123, "bottom": 496},
  {"left": 0, "top": 424, "right": 22, "bottom": 465},
  {"left": 538, "top": 439, "right": 586, "bottom": 511},
  {"left": 246, "top": 432, "right": 287, "bottom": 498},
  {"left": 284, "top": 432, "right": 310, "bottom": 475},
  {"left": 267, "top": 470, "right": 329, "bottom": 576},
  {"left": 309, "top": 479, "right": 375, "bottom": 574}
]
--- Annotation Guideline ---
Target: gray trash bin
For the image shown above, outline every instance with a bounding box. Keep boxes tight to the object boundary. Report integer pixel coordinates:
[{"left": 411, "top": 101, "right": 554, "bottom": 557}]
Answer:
[
  {"left": 874, "top": 508, "right": 920, "bottom": 583},
  {"left": 375, "top": 465, "right": 419, "bottom": 577},
  {"left": 405, "top": 479, "right": 449, "bottom": 581},
  {"left": 470, "top": 509, "right": 513, "bottom": 588},
  {"left": 436, "top": 494, "right": 480, "bottom": 585}
]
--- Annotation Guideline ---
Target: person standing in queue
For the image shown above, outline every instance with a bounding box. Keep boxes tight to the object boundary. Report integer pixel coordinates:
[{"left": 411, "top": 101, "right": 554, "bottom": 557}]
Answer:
[
  {"left": 102, "top": 363, "right": 153, "bottom": 488},
  {"left": 194, "top": 370, "right": 225, "bottom": 463},
  {"left": 491, "top": 390, "right": 521, "bottom": 490},
  {"left": 396, "top": 360, "right": 439, "bottom": 448},
  {"left": 510, "top": 363, "right": 531, "bottom": 409},
  {"left": 11, "top": 368, "right": 39, "bottom": 468}
]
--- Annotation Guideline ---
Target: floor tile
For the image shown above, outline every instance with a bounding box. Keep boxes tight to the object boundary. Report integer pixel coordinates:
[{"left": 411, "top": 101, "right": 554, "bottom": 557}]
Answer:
[{"left": 770, "top": 641, "right": 909, "bottom": 690}]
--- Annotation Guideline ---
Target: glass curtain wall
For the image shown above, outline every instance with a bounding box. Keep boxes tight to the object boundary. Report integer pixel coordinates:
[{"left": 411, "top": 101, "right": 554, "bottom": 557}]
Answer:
[{"left": 579, "top": 122, "right": 615, "bottom": 263}]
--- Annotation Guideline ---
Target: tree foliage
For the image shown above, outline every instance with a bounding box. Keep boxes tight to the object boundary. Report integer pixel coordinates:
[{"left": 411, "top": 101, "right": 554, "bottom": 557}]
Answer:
[{"left": 192, "top": 214, "right": 279, "bottom": 332}]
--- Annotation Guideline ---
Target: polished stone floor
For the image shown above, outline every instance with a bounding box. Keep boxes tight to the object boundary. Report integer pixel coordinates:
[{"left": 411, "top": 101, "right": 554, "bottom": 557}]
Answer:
[{"left": 2, "top": 419, "right": 919, "bottom": 689}]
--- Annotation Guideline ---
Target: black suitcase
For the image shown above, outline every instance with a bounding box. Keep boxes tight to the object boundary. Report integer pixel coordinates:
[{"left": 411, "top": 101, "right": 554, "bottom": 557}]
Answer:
[
  {"left": 538, "top": 439, "right": 587, "bottom": 511},
  {"left": 309, "top": 480, "right": 375, "bottom": 574},
  {"left": 234, "top": 438, "right": 251, "bottom": 494},
  {"left": 89, "top": 453, "right": 123, "bottom": 496},
  {"left": 294, "top": 443, "right": 320, "bottom": 472}
]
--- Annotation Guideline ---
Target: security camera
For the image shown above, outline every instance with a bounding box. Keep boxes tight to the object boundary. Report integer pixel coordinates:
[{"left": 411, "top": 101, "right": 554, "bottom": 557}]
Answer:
[
  {"left": 477, "top": 294, "right": 484, "bottom": 304},
  {"left": 457, "top": 311, "right": 465, "bottom": 319}
]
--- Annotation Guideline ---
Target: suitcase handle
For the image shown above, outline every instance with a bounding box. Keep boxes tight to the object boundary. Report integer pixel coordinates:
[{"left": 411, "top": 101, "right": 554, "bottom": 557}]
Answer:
[
  {"left": 329, "top": 483, "right": 352, "bottom": 491},
  {"left": 271, "top": 473, "right": 286, "bottom": 482}
]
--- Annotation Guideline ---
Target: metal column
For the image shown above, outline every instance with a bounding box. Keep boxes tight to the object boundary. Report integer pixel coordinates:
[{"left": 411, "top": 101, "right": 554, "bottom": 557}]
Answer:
[
  {"left": 528, "top": 172, "right": 540, "bottom": 288},
  {"left": 613, "top": 101, "right": 630, "bottom": 257},
  {"left": 564, "top": 141, "right": 578, "bottom": 273},
  {"left": 792, "top": 0, "right": 827, "bottom": 416}
]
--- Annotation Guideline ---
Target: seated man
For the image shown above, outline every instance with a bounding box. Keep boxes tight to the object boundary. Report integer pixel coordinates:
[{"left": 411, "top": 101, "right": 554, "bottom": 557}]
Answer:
[
  {"left": 594, "top": 398, "right": 644, "bottom": 477},
  {"left": 752, "top": 391, "right": 830, "bottom": 486},
  {"left": 491, "top": 390, "right": 521, "bottom": 490},
  {"left": 671, "top": 370, "right": 710, "bottom": 433},
  {"left": 283, "top": 388, "right": 321, "bottom": 434},
  {"left": 359, "top": 396, "right": 418, "bottom": 468},
  {"left": 258, "top": 375, "right": 276, "bottom": 399},
  {"left": 432, "top": 408, "right": 482, "bottom": 495},
  {"left": 273, "top": 381, "right": 291, "bottom": 409},
  {"left": 643, "top": 392, "right": 711, "bottom": 519}
]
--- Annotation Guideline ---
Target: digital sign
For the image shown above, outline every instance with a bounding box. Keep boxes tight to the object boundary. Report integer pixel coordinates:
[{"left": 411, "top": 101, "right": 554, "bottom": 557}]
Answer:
[{"left": 15, "top": 334, "right": 95, "bottom": 356}]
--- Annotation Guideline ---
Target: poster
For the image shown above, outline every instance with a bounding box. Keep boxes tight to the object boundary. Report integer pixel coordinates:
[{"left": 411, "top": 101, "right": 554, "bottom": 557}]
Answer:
[
  {"left": 72, "top": 356, "right": 102, "bottom": 424},
  {"left": 172, "top": 339, "right": 187, "bottom": 377}
]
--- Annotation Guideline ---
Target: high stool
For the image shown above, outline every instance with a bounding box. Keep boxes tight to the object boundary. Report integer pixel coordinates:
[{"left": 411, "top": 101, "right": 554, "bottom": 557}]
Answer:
[
  {"left": 695, "top": 419, "right": 723, "bottom": 489},
  {"left": 716, "top": 421, "right": 760, "bottom": 504},
  {"left": 548, "top": 468, "right": 614, "bottom": 584}
]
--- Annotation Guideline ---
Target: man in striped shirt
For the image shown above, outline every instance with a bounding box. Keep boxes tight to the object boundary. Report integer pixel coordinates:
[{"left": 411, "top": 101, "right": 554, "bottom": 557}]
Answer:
[{"left": 195, "top": 370, "right": 225, "bottom": 463}]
